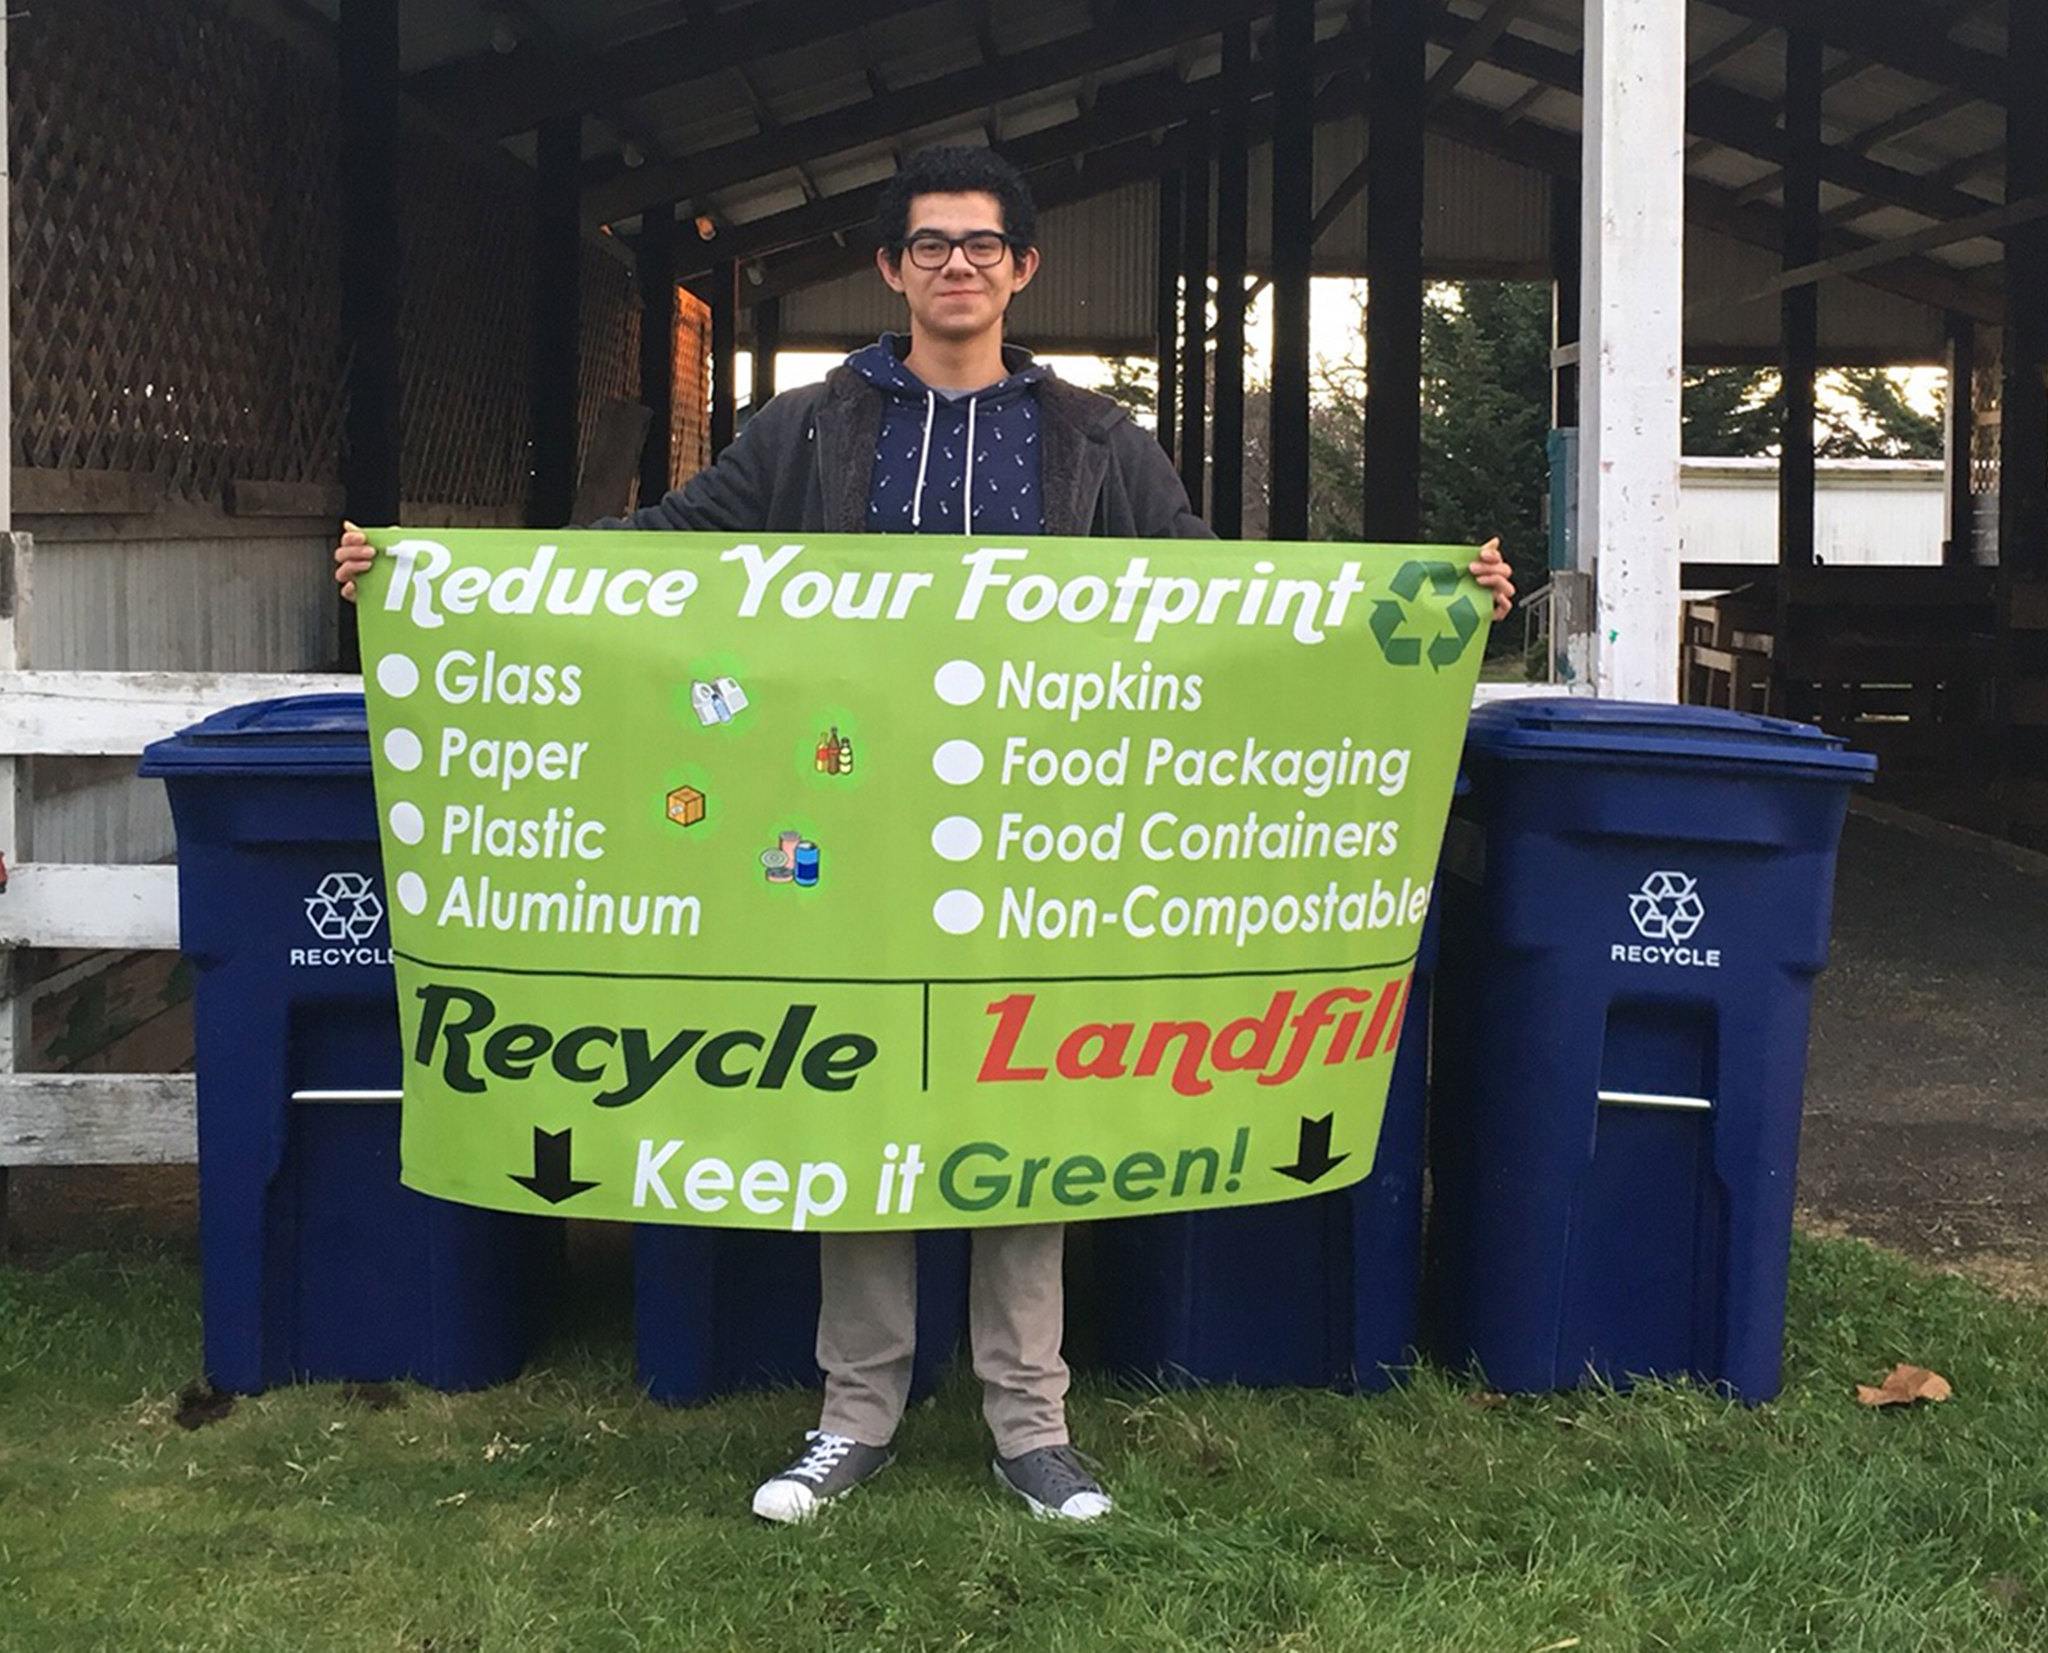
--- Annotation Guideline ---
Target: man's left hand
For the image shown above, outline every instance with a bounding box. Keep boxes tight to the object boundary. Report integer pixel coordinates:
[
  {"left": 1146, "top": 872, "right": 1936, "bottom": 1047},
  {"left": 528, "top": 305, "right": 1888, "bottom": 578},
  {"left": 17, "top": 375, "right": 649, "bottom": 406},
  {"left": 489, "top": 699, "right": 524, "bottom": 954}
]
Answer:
[{"left": 1469, "top": 538, "right": 1516, "bottom": 621}]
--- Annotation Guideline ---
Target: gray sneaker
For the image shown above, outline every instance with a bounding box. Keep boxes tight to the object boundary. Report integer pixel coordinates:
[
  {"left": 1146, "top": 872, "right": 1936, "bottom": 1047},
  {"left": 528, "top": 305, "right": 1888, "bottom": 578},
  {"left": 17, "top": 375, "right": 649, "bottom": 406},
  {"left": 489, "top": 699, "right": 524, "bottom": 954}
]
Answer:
[
  {"left": 752, "top": 1430, "right": 894, "bottom": 1523},
  {"left": 992, "top": 1444, "right": 1114, "bottom": 1521}
]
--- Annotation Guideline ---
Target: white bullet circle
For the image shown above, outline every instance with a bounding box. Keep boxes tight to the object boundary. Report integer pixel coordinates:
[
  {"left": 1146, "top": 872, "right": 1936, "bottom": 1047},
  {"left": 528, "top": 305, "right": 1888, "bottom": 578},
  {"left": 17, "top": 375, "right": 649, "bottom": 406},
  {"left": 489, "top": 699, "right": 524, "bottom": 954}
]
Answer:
[
  {"left": 931, "top": 739, "right": 985, "bottom": 785},
  {"left": 932, "top": 659, "right": 987, "bottom": 706},
  {"left": 932, "top": 889, "right": 985, "bottom": 935},
  {"left": 388, "top": 801, "right": 425, "bottom": 845},
  {"left": 930, "top": 815, "right": 983, "bottom": 861},
  {"left": 383, "top": 728, "right": 423, "bottom": 772},
  {"left": 395, "top": 871, "right": 429, "bottom": 916},
  {"left": 374, "top": 653, "right": 420, "bottom": 698}
]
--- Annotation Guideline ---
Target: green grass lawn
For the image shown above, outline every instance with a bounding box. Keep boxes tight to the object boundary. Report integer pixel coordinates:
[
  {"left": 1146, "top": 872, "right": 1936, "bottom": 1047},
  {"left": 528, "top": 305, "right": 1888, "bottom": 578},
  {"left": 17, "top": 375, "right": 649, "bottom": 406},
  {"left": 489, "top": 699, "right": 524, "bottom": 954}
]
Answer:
[{"left": 3, "top": 1234, "right": 2045, "bottom": 1653}]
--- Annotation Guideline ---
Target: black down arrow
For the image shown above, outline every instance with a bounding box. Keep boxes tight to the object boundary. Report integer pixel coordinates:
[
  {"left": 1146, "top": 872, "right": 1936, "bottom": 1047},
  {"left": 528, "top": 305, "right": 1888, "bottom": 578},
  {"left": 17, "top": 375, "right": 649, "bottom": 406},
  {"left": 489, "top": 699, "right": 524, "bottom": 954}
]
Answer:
[
  {"left": 510, "top": 1127, "right": 599, "bottom": 1204},
  {"left": 1274, "top": 1115, "right": 1349, "bottom": 1185}
]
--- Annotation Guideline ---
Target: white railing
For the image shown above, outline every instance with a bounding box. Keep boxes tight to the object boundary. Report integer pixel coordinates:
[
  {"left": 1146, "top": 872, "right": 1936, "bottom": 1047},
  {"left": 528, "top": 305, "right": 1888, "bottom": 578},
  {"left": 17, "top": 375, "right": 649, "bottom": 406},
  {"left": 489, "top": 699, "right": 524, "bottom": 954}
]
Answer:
[{"left": 0, "top": 527, "right": 1570, "bottom": 1172}]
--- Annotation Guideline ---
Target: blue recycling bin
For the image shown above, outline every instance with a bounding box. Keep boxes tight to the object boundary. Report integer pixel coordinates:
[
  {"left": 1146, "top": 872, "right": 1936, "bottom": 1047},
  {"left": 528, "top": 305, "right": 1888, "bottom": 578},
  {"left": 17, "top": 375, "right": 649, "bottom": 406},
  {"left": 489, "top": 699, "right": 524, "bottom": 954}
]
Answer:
[
  {"left": 1424, "top": 700, "right": 1874, "bottom": 1402},
  {"left": 141, "top": 695, "right": 552, "bottom": 1392},
  {"left": 635, "top": 1229, "right": 971, "bottom": 1404},
  {"left": 1088, "top": 897, "right": 1441, "bottom": 1391}
]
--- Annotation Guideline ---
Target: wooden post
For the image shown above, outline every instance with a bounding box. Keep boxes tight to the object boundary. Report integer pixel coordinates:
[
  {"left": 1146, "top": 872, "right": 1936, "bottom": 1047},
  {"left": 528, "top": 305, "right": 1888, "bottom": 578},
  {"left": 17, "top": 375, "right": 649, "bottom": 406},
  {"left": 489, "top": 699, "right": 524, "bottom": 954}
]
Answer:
[
  {"left": 1779, "top": 28, "right": 1821, "bottom": 574},
  {"left": 1363, "top": 0, "right": 1425, "bottom": 544},
  {"left": 1269, "top": 0, "right": 1315, "bottom": 541},
  {"left": 1551, "top": 177, "right": 1581, "bottom": 429},
  {"left": 1944, "top": 314, "right": 1976, "bottom": 567},
  {"left": 753, "top": 294, "right": 782, "bottom": 415},
  {"left": 531, "top": 114, "right": 583, "bottom": 527},
  {"left": 637, "top": 205, "right": 678, "bottom": 507},
  {"left": 1155, "top": 172, "right": 1181, "bottom": 461},
  {"left": 2003, "top": 0, "right": 2048, "bottom": 584},
  {"left": 337, "top": 0, "right": 401, "bottom": 668},
  {"left": 1211, "top": 24, "right": 1250, "bottom": 538},
  {"left": 1580, "top": 0, "right": 1685, "bottom": 699},
  {"left": 710, "top": 258, "right": 739, "bottom": 458},
  {"left": 1179, "top": 115, "right": 1211, "bottom": 515},
  {"left": 2005, "top": 0, "right": 2048, "bottom": 840}
]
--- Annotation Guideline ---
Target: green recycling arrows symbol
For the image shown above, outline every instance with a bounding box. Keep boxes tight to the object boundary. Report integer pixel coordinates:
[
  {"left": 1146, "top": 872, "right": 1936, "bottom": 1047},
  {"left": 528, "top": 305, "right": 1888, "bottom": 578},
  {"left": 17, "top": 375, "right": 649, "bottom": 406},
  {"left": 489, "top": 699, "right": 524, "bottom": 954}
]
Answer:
[{"left": 1370, "top": 560, "right": 1481, "bottom": 670}]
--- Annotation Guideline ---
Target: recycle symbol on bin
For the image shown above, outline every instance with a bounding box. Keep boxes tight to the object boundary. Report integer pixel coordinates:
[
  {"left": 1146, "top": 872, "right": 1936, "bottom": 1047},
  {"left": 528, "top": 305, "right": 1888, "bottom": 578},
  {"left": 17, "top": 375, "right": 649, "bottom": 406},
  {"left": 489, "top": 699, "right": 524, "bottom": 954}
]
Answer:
[
  {"left": 305, "top": 871, "right": 386, "bottom": 942},
  {"left": 1628, "top": 870, "right": 1705, "bottom": 943},
  {"left": 1370, "top": 560, "right": 1482, "bottom": 670}
]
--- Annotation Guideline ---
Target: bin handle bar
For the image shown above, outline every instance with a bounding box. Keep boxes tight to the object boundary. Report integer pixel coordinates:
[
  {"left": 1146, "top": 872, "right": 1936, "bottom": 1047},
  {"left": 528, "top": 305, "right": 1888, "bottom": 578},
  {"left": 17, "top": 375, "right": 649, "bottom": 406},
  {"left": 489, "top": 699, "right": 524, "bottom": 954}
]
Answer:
[
  {"left": 1597, "top": 1089, "right": 1714, "bottom": 1113},
  {"left": 289, "top": 1089, "right": 403, "bottom": 1103}
]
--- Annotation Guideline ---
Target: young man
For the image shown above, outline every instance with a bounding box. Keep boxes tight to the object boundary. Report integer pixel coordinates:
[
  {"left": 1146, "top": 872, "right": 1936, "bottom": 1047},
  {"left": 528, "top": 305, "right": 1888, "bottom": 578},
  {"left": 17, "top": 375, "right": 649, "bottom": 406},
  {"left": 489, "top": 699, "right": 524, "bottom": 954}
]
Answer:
[{"left": 337, "top": 145, "right": 1515, "bottom": 1526}]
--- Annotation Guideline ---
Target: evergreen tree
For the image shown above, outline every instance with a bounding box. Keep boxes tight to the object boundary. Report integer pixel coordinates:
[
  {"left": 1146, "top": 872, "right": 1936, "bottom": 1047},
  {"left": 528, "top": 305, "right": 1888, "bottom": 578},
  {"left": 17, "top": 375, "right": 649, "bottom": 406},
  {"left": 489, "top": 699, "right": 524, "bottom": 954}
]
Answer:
[
  {"left": 1819, "top": 368, "right": 1944, "bottom": 459},
  {"left": 1682, "top": 367, "right": 1781, "bottom": 456}
]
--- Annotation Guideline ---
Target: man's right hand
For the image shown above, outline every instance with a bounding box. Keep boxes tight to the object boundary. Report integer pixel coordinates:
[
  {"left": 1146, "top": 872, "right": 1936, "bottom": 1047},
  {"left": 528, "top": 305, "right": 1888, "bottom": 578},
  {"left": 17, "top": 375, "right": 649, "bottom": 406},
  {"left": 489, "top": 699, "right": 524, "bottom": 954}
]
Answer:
[{"left": 334, "top": 522, "right": 375, "bottom": 603}]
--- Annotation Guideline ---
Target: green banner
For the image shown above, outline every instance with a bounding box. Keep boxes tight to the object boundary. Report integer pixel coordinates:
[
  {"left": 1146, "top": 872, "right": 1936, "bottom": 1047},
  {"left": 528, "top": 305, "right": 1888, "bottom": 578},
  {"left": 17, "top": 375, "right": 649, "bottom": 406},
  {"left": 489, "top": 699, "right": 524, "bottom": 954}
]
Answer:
[{"left": 357, "top": 530, "right": 1487, "bottom": 1230}]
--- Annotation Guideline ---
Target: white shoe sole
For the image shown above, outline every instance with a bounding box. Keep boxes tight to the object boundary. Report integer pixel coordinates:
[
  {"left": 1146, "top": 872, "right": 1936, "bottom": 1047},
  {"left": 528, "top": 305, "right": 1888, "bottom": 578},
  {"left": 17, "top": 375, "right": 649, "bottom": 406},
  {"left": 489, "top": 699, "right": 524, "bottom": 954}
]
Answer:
[
  {"left": 990, "top": 1460, "right": 1113, "bottom": 1522},
  {"left": 752, "top": 1452, "right": 895, "bottom": 1524}
]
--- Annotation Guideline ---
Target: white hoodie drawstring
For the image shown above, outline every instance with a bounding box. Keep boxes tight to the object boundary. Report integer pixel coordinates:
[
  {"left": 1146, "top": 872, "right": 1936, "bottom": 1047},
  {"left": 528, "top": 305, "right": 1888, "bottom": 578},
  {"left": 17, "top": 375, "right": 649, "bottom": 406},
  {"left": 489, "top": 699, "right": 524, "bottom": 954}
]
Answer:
[
  {"left": 909, "top": 390, "right": 937, "bottom": 528},
  {"left": 963, "top": 394, "right": 978, "bottom": 531}
]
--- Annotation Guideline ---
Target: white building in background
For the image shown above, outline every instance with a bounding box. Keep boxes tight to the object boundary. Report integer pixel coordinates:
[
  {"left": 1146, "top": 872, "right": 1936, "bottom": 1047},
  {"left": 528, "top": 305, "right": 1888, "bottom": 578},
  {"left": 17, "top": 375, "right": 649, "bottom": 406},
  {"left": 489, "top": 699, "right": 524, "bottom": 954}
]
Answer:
[{"left": 1680, "top": 458, "right": 1946, "bottom": 579}]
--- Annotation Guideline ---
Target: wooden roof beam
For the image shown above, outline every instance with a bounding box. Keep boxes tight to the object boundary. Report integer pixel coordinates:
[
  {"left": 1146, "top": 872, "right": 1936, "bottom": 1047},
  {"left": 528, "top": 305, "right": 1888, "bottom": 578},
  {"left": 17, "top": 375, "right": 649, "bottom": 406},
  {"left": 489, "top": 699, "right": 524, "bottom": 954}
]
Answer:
[
  {"left": 1446, "top": 24, "right": 2002, "bottom": 229},
  {"left": 1700, "top": 0, "right": 2004, "bottom": 107},
  {"left": 407, "top": 0, "right": 941, "bottom": 138},
  {"left": 585, "top": 0, "right": 1275, "bottom": 226}
]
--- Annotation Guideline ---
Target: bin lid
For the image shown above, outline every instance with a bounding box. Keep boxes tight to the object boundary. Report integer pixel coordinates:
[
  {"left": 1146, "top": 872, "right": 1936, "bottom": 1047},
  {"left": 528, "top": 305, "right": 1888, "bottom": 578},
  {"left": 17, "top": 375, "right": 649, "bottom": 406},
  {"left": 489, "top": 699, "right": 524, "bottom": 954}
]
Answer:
[
  {"left": 139, "top": 693, "right": 370, "bottom": 778},
  {"left": 1465, "top": 698, "right": 1876, "bottom": 781}
]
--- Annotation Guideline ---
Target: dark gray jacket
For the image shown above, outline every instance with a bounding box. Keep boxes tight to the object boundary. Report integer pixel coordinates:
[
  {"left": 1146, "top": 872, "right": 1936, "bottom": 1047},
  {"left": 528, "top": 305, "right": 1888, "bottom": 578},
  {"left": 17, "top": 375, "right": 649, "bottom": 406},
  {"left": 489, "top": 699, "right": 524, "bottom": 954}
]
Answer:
[{"left": 602, "top": 364, "right": 1213, "bottom": 539}]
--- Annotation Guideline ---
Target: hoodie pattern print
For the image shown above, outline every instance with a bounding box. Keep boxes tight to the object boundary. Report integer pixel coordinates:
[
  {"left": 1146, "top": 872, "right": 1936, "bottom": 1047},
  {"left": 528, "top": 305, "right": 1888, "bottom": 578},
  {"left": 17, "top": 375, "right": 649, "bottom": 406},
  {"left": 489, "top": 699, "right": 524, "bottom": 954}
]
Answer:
[{"left": 848, "top": 335, "right": 1050, "bottom": 535}]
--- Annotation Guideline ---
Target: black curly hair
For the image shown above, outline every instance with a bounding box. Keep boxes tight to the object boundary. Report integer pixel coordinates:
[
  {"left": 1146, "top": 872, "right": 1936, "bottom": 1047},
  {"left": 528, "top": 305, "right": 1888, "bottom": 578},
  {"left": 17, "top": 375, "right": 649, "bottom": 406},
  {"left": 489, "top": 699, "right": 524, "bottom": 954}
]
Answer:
[{"left": 876, "top": 146, "right": 1038, "bottom": 264}]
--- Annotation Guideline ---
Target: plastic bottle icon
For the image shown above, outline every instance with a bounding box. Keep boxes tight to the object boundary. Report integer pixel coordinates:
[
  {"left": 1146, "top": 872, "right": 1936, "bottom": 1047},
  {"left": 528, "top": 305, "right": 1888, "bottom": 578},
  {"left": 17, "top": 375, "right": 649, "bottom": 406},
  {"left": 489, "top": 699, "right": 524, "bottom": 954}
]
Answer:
[
  {"left": 690, "top": 682, "right": 728, "bottom": 726},
  {"left": 836, "top": 729, "right": 855, "bottom": 774},
  {"left": 714, "top": 675, "right": 749, "bottom": 716}
]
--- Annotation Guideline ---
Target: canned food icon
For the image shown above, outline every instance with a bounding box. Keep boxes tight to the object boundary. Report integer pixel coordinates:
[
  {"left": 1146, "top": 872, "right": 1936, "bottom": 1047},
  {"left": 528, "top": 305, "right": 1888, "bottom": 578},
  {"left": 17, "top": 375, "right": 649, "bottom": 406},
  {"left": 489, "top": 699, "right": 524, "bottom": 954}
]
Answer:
[{"left": 794, "top": 841, "right": 821, "bottom": 887}]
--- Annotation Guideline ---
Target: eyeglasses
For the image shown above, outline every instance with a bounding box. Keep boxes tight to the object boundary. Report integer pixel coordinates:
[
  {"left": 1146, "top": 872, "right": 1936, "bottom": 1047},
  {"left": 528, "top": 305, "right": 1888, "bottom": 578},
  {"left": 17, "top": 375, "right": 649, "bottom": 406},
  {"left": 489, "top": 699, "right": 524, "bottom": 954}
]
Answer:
[{"left": 899, "top": 230, "right": 1021, "bottom": 270}]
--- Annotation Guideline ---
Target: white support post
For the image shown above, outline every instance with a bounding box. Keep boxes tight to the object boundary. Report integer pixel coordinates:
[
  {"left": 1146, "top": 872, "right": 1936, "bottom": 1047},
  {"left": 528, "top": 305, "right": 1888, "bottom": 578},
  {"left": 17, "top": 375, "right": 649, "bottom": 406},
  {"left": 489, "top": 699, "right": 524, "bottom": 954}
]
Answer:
[{"left": 1579, "top": 0, "right": 1685, "bottom": 701}]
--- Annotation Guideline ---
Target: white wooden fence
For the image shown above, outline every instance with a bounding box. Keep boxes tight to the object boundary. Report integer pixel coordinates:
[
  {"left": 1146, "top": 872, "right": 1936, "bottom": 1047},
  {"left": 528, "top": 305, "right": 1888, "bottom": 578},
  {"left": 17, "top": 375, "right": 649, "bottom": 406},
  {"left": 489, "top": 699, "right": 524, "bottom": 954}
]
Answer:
[{"left": 0, "top": 530, "right": 351, "bottom": 1168}]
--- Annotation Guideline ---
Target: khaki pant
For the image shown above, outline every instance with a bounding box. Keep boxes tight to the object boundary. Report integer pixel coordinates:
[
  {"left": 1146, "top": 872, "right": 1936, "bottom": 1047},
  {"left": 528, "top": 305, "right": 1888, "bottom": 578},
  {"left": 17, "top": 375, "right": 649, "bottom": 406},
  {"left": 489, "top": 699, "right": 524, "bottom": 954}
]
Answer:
[{"left": 816, "top": 1224, "right": 1069, "bottom": 1459}]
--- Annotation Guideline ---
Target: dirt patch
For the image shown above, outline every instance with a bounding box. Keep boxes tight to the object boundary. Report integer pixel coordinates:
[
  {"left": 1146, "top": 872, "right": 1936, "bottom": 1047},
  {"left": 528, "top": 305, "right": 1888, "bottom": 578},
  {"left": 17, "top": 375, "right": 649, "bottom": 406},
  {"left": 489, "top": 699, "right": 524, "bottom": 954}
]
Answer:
[{"left": 1800, "top": 809, "right": 2048, "bottom": 1300}]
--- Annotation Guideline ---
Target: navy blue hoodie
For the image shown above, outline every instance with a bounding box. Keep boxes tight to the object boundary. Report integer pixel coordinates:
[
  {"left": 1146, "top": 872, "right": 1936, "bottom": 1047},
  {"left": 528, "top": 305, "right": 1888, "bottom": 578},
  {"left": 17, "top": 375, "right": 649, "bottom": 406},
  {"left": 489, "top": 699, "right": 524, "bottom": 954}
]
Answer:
[{"left": 847, "top": 335, "right": 1051, "bottom": 535}]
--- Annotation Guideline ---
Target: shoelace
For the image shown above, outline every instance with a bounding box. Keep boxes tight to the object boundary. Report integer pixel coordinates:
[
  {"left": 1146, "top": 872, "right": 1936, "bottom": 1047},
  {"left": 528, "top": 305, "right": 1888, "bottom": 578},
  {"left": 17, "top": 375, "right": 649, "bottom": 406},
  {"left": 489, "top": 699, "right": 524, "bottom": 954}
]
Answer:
[
  {"left": 1018, "top": 1445, "right": 1100, "bottom": 1501},
  {"left": 789, "top": 1430, "right": 857, "bottom": 1485}
]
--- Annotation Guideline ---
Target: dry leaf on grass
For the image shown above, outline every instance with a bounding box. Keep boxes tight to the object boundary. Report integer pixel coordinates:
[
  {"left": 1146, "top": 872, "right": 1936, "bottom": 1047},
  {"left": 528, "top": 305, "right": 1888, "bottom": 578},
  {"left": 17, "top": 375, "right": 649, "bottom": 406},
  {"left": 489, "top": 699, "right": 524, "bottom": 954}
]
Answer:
[{"left": 1855, "top": 1363, "right": 1953, "bottom": 1407}]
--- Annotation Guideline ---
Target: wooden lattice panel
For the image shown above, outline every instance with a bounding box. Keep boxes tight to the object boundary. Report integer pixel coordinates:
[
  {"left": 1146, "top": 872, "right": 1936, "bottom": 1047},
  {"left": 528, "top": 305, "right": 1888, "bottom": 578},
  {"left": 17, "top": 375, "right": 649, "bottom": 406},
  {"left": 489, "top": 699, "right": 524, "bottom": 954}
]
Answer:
[
  {"left": 672, "top": 289, "right": 713, "bottom": 488},
  {"left": 1972, "top": 326, "right": 2002, "bottom": 500},
  {"left": 9, "top": 0, "right": 346, "bottom": 500},
  {"left": 577, "top": 243, "right": 642, "bottom": 467},
  {"left": 394, "top": 125, "right": 537, "bottom": 509}
]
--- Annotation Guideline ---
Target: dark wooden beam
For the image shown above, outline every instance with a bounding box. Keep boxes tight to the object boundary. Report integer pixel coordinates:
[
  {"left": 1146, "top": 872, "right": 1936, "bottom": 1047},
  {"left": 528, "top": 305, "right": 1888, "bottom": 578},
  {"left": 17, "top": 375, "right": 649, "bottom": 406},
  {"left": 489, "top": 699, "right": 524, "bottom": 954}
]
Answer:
[
  {"left": 410, "top": 0, "right": 930, "bottom": 139},
  {"left": 585, "top": 0, "right": 1271, "bottom": 226},
  {"left": 2004, "top": 0, "right": 2048, "bottom": 580},
  {"left": 1550, "top": 174, "right": 1580, "bottom": 428},
  {"left": 1446, "top": 22, "right": 2002, "bottom": 230},
  {"left": 337, "top": 0, "right": 399, "bottom": 668},
  {"left": 652, "top": 34, "right": 1357, "bottom": 280},
  {"left": 1780, "top": 28, "right": 1821, "bottom": 573},
  {"left": 1423, "top": 94, "right": 2001, "bottom": 326},
  {"left": 530, "top": 114, "right": 583, "bottom": 528},
  {"left": 1179, "top": 114, "right": 1211, "bottom": 514},
  {"left": 710, "top": 259, "right": 739, "bottom": 458},
  {"left": 1944, "top": 312, "right": 1976, "bottom": 567},
  {"left": 1269, "top": 0, "right": 1315, "bottom": 540},
  {"left": 1702, "top": 0, "right": 2005, "bottom": 107},
  {"left": 1364, "top": 0, "right": 1425, "bottom": 543},
  {"left": 1155, "top": 171, "right": 1181, "bottom": 462},
  {"left": 735, "top": 50, "right": 1372, "bottom": 307},
  {"left": 1211, "top": 23, "right": 1250, "bottom": 537},
  {"left": 753, "top": 295, "right": 782, "bottom": 413},
  {"left": 637, "top": 205, "right": 678, "bottom": 507}
]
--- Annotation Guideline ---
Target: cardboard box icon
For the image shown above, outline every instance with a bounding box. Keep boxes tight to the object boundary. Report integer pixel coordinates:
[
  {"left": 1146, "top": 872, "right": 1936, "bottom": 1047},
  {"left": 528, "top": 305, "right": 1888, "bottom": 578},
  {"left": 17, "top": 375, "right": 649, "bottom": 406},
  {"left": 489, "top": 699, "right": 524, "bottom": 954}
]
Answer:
[{"left": 666, "top": 785, "right": 706, "bottom": 827}]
